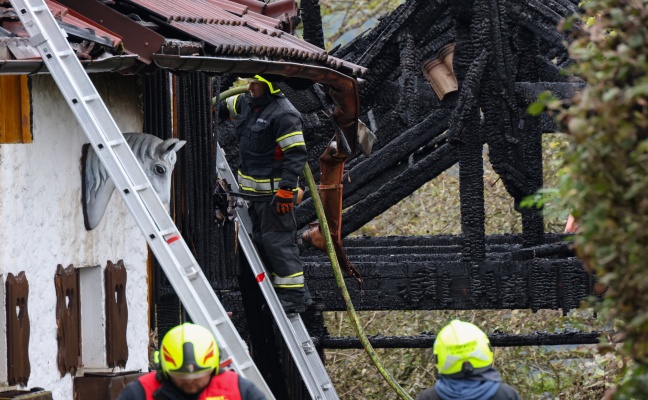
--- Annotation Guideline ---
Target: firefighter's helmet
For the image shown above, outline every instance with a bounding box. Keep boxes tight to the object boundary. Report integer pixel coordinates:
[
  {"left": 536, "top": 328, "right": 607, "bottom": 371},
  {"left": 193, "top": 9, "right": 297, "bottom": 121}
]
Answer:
[
  {"left": 251, "top": 74, "right": 281, "bottom": 94},
  {"left": 160, "top": 323, "right": 220, "bottom": 380},
  {"left": 433, "top": 319, "right": 494, "bottom": 375}
]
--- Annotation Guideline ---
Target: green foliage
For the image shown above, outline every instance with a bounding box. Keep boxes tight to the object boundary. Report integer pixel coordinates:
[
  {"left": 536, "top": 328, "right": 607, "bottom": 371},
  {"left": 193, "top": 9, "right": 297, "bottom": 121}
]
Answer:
[
  {"left": 553, "top": 0, "right": 648, "bottom": 392},
  {"left": 528, "top": 91, "right": 562, "bottom": 117}
]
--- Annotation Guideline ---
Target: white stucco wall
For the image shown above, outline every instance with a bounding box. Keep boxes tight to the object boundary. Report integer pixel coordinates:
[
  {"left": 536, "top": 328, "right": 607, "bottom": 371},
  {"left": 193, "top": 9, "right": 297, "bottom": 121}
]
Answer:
[{"left": 0, "top": 73, "right": 150, "bottom": 399}]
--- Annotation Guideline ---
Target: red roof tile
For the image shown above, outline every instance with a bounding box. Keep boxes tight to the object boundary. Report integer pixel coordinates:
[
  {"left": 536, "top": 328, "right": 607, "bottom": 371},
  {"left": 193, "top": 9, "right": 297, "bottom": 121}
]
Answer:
[{"left": 128, "top": 0, "right": 364, "bottom": 76}]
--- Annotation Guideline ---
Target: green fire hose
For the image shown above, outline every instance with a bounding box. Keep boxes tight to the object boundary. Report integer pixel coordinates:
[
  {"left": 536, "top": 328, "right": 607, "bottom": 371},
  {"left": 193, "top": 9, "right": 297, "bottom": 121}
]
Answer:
[
  {"left": 214, "top": 86, "right": 248, "bottom": 105},
  {"left": 303, "top": 164, "right": 414, "bottom": 400}
]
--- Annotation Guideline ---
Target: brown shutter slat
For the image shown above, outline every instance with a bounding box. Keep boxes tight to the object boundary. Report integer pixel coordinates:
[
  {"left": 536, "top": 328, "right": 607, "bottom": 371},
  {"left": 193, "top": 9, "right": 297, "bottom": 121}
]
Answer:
[
  {"left": 105, "top": 260, "right": 128, "bottom": 368},
  {"left": 6, "top": 271, "right": 31, "bottom": 386},
  {"left": 55, "top": 264, "right": 81, "bottom": 376},
  {"left": 20, "top": 75, "right": 32, "bottom": 143}
]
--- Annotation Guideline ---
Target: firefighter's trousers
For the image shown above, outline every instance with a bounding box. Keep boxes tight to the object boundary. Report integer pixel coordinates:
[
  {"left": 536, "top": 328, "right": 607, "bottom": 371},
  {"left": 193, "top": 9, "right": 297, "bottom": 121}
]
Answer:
[{"left": 248, "top": 200, "right": 306, "bottom": 302}]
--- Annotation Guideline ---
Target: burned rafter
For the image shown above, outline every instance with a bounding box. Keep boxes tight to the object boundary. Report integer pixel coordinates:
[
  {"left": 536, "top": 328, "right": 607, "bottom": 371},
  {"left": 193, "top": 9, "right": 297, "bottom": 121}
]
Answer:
[
  {"left": 300, "top": 0, "right": 325, "bottom": 49},
  {"left": 509, "top": 8, "right": 566, "bottom": 48},
  {"left": 340, "top": 142, "right": 458, "bottom": 237},
  {"left": 314, "top": 0, "right": 580, "bottom": 246},
  {"left": 395, "top": 29, "right": 419, "bottom": 125},
  {"left": 351, "top": 0, "right": 421, "bottom": 67},
  {"left": 446, "top": 49, "right": 489, "bottom": 143},
  {"left": 295, "top": 109, "right": 450, "bottom": 229},
  {"left": 519, "top": 0, "right": 565, "bottom": 26}
]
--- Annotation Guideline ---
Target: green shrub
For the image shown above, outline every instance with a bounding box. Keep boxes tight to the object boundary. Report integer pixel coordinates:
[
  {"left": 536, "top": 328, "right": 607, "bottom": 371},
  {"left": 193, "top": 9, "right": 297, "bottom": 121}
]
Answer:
[{"left": 556, "top": 0, "right": 648, "bottom": 393}]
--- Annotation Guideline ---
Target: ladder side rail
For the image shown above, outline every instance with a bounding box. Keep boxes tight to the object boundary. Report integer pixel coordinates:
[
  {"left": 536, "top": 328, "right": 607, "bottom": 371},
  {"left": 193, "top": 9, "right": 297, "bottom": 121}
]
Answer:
[{"left": 10, "top": 1, "right": 275, "bottom": 398}]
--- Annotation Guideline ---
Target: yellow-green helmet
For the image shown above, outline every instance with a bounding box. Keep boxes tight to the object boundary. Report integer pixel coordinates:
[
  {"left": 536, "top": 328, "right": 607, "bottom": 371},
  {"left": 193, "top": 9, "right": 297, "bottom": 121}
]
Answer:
[
  {"left": 252, "top": 75, "right": 281, "bottom": 94},
  {"left": 433, "top": 320, "right": 494, "bottom": 376},
  {"left": 160, "top": 323, "right": 220, "bottom": 379}
]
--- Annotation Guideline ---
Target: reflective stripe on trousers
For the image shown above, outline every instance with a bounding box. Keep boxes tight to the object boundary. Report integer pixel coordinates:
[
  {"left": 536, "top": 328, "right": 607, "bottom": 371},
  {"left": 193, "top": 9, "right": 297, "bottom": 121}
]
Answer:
[{"left": 273, "top": 272, "right": 304, "bottom": 288}]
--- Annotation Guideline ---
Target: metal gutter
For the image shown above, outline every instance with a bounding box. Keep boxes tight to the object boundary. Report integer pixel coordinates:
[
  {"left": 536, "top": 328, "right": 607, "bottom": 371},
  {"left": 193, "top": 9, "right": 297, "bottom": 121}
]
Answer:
[
  {"left": 153, "top": 54, "right": 361, "bottom": 154},
  {"left": 0, "top": 55, "right": 138, "bottom": 74}
]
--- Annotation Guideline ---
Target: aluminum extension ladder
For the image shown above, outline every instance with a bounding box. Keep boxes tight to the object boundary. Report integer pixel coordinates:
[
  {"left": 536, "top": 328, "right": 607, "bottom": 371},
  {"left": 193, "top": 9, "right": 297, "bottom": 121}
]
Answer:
[
  {"left": 9, "top": 0, "right": 275, "bottom": 397},
  {"left": 11, "top": 1, "right": 339, "bottom": 399}
]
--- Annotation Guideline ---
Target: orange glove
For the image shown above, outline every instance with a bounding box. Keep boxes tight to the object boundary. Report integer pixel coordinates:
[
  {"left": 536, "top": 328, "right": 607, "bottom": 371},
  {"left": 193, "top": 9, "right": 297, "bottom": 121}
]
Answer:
[{"left": 275, "top": 188, "right": 294, "bottom": 214}]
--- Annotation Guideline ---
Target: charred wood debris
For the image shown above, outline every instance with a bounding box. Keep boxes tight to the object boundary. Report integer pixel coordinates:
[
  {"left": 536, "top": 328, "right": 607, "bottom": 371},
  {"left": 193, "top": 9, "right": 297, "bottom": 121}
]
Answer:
[{"left": 209, "top": 0, "right": 597, "bottom": 349}]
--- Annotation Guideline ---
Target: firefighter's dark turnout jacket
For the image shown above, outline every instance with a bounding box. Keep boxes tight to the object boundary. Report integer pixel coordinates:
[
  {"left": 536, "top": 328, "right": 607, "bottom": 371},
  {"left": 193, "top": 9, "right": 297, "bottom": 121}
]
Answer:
[
  {"left": 224, "top": 91, "right": 307, "bottom": 295},
  {"left": 226, "top": 92, "right": 306, "bottom": 194}
]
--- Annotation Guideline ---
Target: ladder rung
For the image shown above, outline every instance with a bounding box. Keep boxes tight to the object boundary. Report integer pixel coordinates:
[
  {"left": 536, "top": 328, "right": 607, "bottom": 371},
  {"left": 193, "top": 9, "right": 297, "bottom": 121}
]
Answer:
[
  {"left": 107, "top": 139, "right": 124, "bottom": 147},
  {"left": 58, "top": 49, "right": 73, "bottom": 58},
  {"left": 301, "top": 341, "right": 314, "bottom": 354},
  {"left": 212, "top": 317, "right": 226, "bottom": 326},
  {"left": 159, "top": 228, "right": 177, "bottom": 236},
  {"left": 184, "top": 266, "right": 198, "bottom": 280},
  {"left": 133, "top": 184, "right": 149, "bottom": 192},
  {"left": 82, "top": 94, "right": 100, "bottom": 102},
  {"left": 31, "top": 5, "right": 47, "bottom": 13},
  {"left": 28, "top": 32, "right": 46, "bottom": 47},
  {"left": 238, "top": 361, "right": 253, "bottom": 371}
]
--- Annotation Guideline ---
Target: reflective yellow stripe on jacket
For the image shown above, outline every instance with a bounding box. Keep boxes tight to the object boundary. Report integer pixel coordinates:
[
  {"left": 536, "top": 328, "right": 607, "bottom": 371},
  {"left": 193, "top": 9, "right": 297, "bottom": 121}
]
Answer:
[
  {"left": 226, "top": 94, "right": 240, "bottom": 119},
  {"left": 237, "top": 171, "right": 282, "bottom": 194},
  {"left": 273, "top": 272, "right": 304, "bottom": 289},
  {"left": 276, "top": 131, "right": 305, "bottom": 151}
]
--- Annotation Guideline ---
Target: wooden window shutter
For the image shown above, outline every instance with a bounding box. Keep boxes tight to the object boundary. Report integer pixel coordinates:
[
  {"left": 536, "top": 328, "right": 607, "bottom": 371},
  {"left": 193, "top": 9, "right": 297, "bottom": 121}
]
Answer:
[{"left": 0, "top": 75, "right": 32, "bottom": 144}]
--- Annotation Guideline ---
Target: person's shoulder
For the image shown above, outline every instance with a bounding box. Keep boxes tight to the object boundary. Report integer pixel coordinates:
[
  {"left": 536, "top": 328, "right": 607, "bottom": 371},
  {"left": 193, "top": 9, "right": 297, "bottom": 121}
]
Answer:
[
  {"left": 495, "top": 383, "right": 523, "bottom": 400},
  {"left": 273, "top": 95, "right": 301, "bottom": 116},
  {"left": 237, "top": 375, "right": 268, "bottom": 400},
  {"left": 415, "top": 386, "right": 439, "bottom": 400}
]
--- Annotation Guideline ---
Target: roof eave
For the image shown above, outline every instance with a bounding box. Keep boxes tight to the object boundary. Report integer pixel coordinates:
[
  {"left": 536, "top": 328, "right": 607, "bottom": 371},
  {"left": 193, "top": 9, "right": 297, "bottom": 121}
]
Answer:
[{"left": 152, "top": 54, "right": 360, "bottom": 155}]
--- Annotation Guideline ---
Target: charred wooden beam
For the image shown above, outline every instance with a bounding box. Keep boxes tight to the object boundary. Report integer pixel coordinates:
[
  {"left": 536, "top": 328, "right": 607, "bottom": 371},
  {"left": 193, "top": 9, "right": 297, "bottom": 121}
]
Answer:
[
  {"left": 340, "top": 142, "right": 458, "bottom": 237},
  {"left": 318, "top": 331, "right": 601, "bottom": 349},
  {"left": 302, "top": 234, "right": 591, "bottom": 313},
  {"left": 300, "top": 0, "right": 325, "bottom": 49}
]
